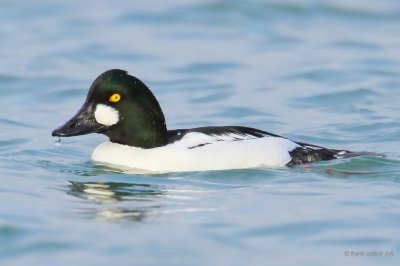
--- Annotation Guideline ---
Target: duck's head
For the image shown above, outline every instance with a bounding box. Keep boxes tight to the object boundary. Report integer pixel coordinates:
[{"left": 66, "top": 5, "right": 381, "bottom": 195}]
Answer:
[{"left": 52, "top": 69, "right": 167, "bottom": 148}]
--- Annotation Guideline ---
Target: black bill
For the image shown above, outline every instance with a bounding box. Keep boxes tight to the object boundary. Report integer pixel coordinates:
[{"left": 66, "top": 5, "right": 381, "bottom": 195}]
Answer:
[{"left": 52, "top": 103, "right": 105, "bottom": 137}]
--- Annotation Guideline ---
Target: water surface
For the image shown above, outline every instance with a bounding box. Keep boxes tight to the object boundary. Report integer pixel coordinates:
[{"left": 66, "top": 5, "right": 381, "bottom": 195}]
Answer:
[{"left": 1, "top": 0, "right": 400, "bottom": 265}]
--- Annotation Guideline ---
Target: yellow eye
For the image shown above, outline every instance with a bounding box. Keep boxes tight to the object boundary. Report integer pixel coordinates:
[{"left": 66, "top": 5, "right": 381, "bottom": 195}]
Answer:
[{"left": 109, "top": 93, "right": 121, "bottom": 103}]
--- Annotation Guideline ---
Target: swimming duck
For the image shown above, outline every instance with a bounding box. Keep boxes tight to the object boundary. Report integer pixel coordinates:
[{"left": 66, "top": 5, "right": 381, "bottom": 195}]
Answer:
[{"left": 52, "top": 69, "right": 371, "bottom": 173}]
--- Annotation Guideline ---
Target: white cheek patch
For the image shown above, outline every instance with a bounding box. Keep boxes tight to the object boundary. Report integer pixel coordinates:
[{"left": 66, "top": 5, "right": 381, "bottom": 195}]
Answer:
[{"left": 94, "top": 104, "right": 120, "bottom": 126}]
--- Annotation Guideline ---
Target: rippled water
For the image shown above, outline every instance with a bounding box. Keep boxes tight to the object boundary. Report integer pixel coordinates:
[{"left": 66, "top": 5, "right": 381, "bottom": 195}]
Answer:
[{"left": 1, "top": 0, "right": 400, "bottom": 265}]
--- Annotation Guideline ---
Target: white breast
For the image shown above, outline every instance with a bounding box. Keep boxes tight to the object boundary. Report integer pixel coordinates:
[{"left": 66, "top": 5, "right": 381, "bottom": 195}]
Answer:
[{"left": 91, "top": 132, "right": 299, "bottom": 173}]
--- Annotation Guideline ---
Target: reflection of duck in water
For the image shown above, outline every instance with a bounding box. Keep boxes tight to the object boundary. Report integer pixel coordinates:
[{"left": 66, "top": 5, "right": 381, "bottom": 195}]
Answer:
[
  {"left": 67, "top": 181, "right": 164, "bottom": 222},
  {"left": 53, "top": 69, "right": 377, "bottom": 173}
]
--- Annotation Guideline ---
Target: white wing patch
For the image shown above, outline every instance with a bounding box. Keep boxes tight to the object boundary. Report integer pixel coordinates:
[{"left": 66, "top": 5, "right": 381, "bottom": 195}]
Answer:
[
  {"left": 94, "top": 104, "right": 119, "bottom": 126},
  {"left": 178, "top": 132, "right": 259, "bottom": 148}
]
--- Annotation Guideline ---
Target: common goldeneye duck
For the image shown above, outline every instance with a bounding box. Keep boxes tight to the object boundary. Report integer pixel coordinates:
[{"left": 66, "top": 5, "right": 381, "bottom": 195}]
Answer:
[{"left": 52, "top": 69, "right": 374, "bottom": 173}]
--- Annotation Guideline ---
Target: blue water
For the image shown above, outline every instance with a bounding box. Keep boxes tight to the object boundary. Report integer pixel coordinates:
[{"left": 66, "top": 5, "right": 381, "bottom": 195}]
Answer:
[{"left": 1, "top": 0, "right": 400, "bottom": 265}]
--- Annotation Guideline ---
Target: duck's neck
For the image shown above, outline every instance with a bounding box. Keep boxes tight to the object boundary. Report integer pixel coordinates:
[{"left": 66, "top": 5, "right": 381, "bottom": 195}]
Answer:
[
  {"left": 103, "top": 102, "right": 168, "bottom": 149},
  {"left": 104, "top": 116, "right": 167, "bottom": 149}
]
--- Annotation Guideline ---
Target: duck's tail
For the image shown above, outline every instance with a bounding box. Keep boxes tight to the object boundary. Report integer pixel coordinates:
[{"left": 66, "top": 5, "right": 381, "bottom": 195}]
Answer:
[{"left": 286, "top": 141, "right": 383, "bottom": 167}]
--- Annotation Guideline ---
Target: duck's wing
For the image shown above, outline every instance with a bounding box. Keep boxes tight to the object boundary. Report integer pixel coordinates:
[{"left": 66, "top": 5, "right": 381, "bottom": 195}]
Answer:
[
  {"left": 167, "top": 126, "right": 284, "bottom": 149},
  {"left": 167, "top": 126, "right": 381, "bottom": 166}
]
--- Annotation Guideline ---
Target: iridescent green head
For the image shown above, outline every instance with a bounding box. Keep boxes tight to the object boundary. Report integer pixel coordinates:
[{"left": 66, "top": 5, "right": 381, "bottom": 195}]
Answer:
[{"left": 52, "top": 69, "right": 168, "bottom": 148}]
